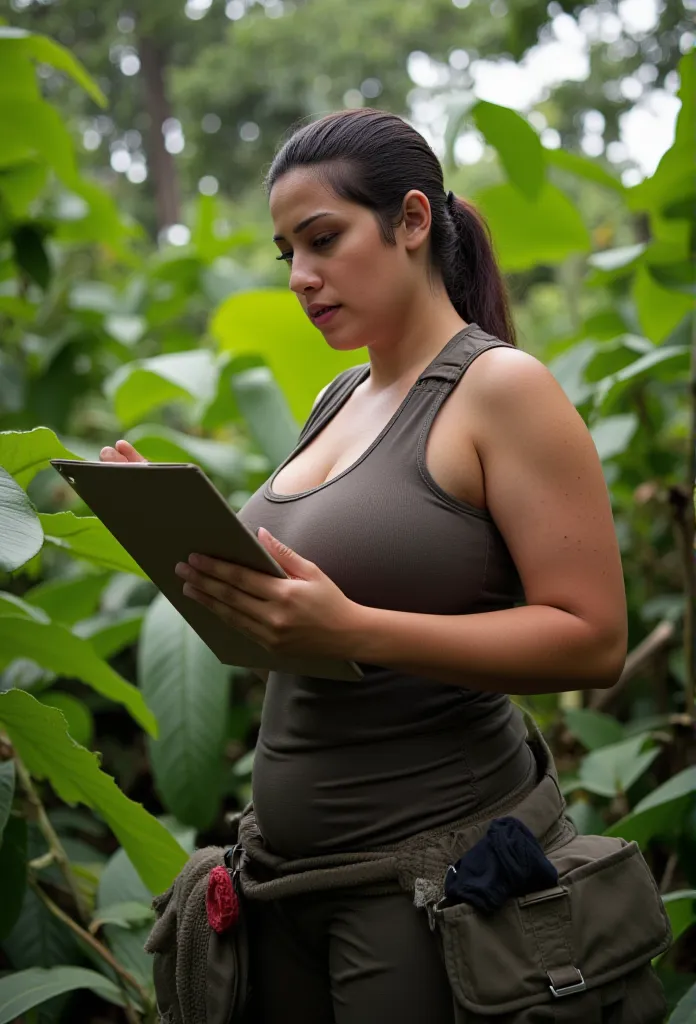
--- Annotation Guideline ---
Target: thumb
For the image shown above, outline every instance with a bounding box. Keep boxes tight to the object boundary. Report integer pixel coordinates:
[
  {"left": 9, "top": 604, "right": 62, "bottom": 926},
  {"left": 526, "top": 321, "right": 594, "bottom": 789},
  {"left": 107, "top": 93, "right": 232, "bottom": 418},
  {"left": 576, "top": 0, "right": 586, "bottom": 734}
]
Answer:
[{"left": 256, "top": 527, "right": 313, "bottom": 579}]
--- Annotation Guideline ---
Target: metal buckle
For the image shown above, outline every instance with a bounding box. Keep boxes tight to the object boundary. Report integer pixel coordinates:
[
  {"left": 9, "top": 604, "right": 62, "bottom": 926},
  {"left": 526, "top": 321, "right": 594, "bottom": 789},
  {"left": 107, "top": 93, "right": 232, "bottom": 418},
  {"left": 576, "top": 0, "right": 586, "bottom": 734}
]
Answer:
[{"left": 548, "top": 970, "right": 587, "bottom": 998}]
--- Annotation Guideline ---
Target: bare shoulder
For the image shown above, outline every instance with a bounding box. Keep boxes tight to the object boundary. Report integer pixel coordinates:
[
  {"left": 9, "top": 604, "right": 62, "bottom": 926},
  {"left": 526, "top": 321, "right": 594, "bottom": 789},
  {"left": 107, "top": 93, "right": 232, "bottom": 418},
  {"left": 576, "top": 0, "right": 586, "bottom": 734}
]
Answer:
[{"left": 466, "top": 345, "right": 565, "bottom": 404}]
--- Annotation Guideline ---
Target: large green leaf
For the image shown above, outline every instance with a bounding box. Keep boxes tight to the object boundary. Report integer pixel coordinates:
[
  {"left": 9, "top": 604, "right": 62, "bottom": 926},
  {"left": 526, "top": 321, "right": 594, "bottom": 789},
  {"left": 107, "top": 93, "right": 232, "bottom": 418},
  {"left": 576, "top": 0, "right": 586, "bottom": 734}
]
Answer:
[
  {"left": 104, "top": 350, "right": 221, "bottom": 428},
  {"left": 38, "top": 691, "right": 94, "bottom": 748},
  {"left": 669, "top": 981, "right": 696, "bottom": 1023},
  {"left": 0, "top": 28, "right": 106, "bottom": 108},
  {"left": 0, "top": 816, "right": 27, "bottom": 942},
  {"left": 0, "top": 616, "right": 156, "bottom": 736},
  {"left": 578, "top": 734, "right": 660, "bottom": 798},
  {"left": 231, "top": 366, "right": 300, "bottom": 467},
  {"left": 472, "top": 101, "right": 545, "bottom": 201},
  {"left": 632, "top": 265, "right": 694, "bottom": 344},
  {"left": 605, "top": 766, "right": 696, "bottom": 846},
  {"left": 39, "top": 512, "right": 147, "bottom": 577},
  {"left": 0, "top": 161, "right": 47, "bottom": 219},
  {"left": 125, "top": 423, "right": 246, "bottom": 481},
  {"left": 0, "top": 760, "right": 15, "bottom": 842},
  {"left": 24, "top": 573, "right": 109, "bottom": 626},
  {"left": 564, "top": 708, "right": 625, "bottom": 751},
  {"left": 0, "top": 427, "right": 82, "bottom": 489},
  {"left": 73, "top": 609, "right": 145, "bottom": 660},
  {"left": 0, "top": 591, "right": 49, "bottom": 622},
  {"left": 589, "top": 414, "right": 639, "bottom": 462},
  {"left": 594, "top": 345, "right": 690, "bottom": 412},
  {"left": 0, "top": 467, "right": 43, "bottom": 573},
  {"left": 0, "top": 966, "right": 125, "bottom": 1022},
  {"left": 0, "top": 690, "right": 187, "bottom": 894},
  {"left": 546, "top": 148, "right": 626, "bottom": 194},
  {"left": 662, "top": 890, "right": 696, "bottom": 947},
  {"left": 138, "top": 594, "right": 231, "bottom": 830},
  {"left": 473, "top": 182, "right": 591, "bottom": 272},
  {"left": 210, "top": 289, "right": 364, "bottom": 423},
  {"left": 0, "top": 99, "right": 77, "bottom": 184}
]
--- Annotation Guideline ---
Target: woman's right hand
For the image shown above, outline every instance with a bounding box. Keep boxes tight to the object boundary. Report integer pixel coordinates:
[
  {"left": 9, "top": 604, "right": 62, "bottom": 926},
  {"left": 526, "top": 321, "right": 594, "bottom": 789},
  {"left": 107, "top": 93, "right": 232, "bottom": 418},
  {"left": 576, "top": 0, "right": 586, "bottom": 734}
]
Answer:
[{"left": 99, "top": 440, "right": 148, "bottom": 463}]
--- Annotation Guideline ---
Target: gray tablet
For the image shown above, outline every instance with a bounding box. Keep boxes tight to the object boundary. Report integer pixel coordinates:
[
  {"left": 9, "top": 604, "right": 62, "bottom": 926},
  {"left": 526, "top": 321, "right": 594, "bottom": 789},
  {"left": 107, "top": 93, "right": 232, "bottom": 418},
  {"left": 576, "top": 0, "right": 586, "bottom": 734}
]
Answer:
[{"left": 50, "top": 460, "right": 364, "bottom": 682}]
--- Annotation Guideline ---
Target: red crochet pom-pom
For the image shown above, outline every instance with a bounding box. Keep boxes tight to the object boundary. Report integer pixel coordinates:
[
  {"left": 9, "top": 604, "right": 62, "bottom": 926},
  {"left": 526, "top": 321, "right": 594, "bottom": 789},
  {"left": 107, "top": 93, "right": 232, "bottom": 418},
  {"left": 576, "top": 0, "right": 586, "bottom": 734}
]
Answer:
[{"left": 206, "top": 866, "right": 240, "bottom": 934}]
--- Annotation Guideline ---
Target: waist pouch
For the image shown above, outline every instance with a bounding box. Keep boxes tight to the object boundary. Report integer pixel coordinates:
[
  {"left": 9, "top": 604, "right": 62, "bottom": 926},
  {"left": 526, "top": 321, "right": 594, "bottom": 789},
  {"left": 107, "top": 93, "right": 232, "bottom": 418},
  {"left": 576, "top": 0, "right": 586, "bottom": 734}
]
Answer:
[{"left": 422, "top": 725, "right": 671, "bottom": 1022}]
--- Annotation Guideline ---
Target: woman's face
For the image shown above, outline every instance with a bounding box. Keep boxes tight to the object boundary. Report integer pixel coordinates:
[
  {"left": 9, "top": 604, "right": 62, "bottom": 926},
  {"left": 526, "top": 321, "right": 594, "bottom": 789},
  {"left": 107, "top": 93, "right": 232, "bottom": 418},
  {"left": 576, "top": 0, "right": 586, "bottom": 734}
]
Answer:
[{"left": 269, "top": 167, "right": 423, "bottom": 351}]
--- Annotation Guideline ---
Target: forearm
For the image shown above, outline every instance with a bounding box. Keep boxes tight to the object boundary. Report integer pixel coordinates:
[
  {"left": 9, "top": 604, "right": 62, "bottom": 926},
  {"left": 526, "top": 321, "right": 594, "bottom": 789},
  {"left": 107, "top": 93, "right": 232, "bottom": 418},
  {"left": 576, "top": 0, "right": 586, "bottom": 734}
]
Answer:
[{"left": 345, "top": 602, "right": 626, "bottom": 693}]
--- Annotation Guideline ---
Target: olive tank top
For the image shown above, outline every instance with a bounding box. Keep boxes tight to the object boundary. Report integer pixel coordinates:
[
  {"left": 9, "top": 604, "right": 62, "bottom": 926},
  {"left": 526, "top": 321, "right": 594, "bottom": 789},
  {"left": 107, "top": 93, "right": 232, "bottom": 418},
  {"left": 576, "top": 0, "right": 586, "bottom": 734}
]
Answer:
[{"left": 236, "top": 323, "right": 535, "bottom": 858}]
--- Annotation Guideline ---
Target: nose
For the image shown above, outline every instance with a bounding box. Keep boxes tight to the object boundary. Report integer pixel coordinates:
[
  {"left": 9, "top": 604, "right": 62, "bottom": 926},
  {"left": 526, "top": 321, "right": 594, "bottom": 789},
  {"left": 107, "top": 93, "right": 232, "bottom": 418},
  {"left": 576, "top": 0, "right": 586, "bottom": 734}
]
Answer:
[{"left": 288, "top": 253, "right": 322, "bottom": 296}]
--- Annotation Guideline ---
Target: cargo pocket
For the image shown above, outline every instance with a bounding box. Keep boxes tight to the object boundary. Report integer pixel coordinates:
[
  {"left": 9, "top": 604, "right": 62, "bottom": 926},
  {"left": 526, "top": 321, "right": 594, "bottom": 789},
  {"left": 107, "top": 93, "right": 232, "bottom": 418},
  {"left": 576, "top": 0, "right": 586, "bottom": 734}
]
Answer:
[{"left": 431, "top": 836, "right": 670, "bottom": 1023}]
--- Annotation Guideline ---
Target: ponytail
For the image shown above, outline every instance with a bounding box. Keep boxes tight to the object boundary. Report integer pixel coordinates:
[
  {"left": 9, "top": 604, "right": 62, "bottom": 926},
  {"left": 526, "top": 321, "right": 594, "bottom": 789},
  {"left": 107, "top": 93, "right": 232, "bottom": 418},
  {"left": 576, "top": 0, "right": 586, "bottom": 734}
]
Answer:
[
  {"left": 442, "top": 192, "right": 517, "bottom": 347},
  {"left": 267, "top": 109, "right": 517, "bottom": 347}
]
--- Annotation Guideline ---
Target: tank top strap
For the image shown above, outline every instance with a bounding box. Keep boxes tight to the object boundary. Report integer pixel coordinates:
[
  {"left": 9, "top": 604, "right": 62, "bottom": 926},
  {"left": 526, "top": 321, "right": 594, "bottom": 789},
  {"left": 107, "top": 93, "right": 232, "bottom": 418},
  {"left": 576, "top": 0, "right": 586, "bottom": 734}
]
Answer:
[
  {"left": 416, "top": 323, "right": 513, "bottom": 391},
  {"left": 296, "top": 363, "right": 369, "bottom": 446}
]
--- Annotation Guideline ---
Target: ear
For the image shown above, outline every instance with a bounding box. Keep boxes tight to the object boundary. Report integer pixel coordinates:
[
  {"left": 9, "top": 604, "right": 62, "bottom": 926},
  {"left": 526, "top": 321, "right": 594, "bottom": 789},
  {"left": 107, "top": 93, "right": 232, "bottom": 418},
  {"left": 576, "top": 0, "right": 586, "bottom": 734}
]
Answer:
[{"left": 401, "top": 190, "right": 431, "bottom": 252}]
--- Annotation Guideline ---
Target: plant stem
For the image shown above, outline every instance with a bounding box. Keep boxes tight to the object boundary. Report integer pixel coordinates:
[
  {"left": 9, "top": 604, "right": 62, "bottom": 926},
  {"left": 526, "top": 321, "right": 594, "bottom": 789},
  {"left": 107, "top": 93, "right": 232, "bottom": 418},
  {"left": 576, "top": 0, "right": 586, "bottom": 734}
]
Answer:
[
  {"left": 14, "top": 754, "right": 92, "bottom": 927},
  {"left": 29, "top": 877, "right": 149, "bottom": 1021}
]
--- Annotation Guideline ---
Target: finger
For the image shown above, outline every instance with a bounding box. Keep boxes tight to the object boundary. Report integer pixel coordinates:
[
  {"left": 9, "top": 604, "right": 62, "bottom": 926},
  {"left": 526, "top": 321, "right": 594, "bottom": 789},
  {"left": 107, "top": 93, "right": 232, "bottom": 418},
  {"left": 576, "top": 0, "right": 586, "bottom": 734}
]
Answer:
[
  {"left": 100, "top": 447, "right": 129, "bottom": 463},
  {"left": 180, "top": 567, "right": 268, "bottom": 617},
  {"left": 114, "top": 440, "right": 147, "bottom": 462},
  {"left": 187, "top": 553, "right": 277, "bottom": 598},
  {"left": 182, "top": 583, "right": 269, "bottom": 646}
]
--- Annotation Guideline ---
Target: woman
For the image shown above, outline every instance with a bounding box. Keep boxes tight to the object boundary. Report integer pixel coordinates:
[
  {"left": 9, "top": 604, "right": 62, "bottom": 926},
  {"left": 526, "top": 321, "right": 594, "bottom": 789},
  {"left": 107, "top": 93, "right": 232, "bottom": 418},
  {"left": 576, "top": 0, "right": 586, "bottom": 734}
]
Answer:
[{"left": 103, "top": 110, "right": 667, "bottom": 1024}]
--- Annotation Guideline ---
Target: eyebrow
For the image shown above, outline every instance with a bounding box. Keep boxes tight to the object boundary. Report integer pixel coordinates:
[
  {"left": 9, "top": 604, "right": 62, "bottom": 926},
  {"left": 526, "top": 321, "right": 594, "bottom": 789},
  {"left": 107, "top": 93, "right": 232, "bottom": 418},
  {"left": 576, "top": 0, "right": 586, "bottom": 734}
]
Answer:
[{"left": 272, "top": 211, "right": 332, "bottom": 243}]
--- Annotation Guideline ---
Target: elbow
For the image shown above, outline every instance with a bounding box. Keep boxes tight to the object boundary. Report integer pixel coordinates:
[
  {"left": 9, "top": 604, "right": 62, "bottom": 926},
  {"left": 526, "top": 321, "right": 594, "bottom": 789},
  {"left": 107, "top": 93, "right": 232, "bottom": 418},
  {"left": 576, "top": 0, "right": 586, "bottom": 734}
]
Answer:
[{"left": 589, "top": 627, "right": 628, "bottom": 690}]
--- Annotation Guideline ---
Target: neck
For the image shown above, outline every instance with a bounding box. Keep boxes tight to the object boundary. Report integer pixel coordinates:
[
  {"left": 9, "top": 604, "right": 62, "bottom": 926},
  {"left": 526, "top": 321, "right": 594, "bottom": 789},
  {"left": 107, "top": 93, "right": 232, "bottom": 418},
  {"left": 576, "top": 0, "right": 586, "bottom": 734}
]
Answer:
[{"left": 364, "top": 284, "right": 468, "bottom": 393}]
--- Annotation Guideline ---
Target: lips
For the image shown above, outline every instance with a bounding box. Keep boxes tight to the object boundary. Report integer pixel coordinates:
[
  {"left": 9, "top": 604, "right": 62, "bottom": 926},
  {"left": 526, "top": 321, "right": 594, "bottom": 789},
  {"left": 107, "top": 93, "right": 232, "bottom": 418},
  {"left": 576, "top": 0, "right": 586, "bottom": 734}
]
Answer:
[{"left": 309, "top": 304, "right": 340, "bottom": 320}]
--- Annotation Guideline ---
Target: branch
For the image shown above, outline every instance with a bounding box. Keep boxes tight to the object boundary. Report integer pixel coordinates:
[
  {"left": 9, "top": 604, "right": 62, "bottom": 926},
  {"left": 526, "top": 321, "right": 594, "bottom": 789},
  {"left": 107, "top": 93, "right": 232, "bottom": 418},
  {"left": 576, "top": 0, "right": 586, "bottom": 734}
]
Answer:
[
  {"left": 29, "top": 877, "right": 149, "bottom": 1022},
  {"left": 589, "top": 619, "right": 675, "bottom": 712}
]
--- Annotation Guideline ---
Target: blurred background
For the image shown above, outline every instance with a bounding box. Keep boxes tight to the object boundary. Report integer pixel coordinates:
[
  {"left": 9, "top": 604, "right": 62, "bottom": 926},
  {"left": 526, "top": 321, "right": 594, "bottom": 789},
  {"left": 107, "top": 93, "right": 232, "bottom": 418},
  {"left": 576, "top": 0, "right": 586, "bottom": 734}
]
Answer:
[{"left": 0, "top": 1, "right": 694, "bottom": 1021}]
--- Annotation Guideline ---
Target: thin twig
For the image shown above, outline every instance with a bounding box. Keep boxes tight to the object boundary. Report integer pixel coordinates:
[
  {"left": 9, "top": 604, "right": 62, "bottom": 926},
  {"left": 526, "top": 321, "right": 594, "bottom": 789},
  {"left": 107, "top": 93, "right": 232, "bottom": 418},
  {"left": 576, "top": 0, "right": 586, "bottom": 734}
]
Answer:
[
  {"left": 14, "top": 754, "right": 92, "bottom": 926},
  {"left": 29, "top": 877, "right": 149, "bottom": 1020},
  {"left": 590, "top": 620, "right": 675, "bottom": 712}
]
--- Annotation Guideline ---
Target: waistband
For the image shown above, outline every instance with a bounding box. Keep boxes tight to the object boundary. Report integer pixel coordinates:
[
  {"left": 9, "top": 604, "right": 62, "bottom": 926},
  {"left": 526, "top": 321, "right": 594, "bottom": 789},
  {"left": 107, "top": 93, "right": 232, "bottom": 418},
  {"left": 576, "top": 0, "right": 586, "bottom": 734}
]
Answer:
[{"left": 235, "top": 715, "right": 572, "bottom": 903}]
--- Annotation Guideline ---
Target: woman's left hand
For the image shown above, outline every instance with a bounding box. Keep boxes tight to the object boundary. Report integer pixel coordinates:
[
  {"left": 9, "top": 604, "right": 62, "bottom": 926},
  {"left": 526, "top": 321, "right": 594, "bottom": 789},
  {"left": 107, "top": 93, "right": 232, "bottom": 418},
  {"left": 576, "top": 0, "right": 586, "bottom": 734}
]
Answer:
[{"left": 174, "top": 527, "right": 360, "bottom": 659}]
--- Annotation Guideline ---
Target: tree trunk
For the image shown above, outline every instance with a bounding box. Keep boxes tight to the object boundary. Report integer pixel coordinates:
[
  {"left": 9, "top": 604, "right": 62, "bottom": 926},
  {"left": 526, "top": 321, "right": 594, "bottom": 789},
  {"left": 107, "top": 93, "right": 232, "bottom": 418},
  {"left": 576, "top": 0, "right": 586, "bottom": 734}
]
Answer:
[{"left": 138, "top": 35, "right": 181, "bottom": 232}]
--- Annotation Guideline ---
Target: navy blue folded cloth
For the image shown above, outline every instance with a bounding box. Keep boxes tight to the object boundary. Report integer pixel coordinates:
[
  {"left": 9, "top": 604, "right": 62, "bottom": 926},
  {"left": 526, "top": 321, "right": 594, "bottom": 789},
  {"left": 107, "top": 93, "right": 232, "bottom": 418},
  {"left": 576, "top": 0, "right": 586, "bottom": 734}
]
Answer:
[{"left": 444, "top": 816, "right": 558, "bottom": 913}]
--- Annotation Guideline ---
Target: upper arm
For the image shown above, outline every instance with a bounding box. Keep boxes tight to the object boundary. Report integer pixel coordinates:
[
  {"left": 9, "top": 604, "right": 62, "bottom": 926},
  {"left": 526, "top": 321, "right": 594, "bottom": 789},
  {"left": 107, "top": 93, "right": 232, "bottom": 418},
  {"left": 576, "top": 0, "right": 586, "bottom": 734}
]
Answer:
[{"left": 470, "top": 348, "right": 627, "bottom": 655}]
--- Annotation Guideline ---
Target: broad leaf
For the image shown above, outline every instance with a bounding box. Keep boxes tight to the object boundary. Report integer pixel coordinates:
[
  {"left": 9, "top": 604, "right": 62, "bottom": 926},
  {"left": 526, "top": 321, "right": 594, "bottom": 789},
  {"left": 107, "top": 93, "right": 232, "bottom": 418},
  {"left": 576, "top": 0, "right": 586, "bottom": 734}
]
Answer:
[
  {"left": 138, "top": 594, "right": 231, "bottom": 830},
  {"left": 73, "top": 609, "right": 145, "bottom": 660},
  {"left": 0, "top": 759, "right": 15, "bottom": 841},
  {"left": 0, "top": 427, "right": 82, "bottom": 489},
  {"left": 0, "top": 616, "right": 156, "bottom": 735},
  {"left": 90, "top": 900, "right": 155, "bottom": 932},
  {"left": 0, "top": 98, "right": 77, "bottom": 185},
  {"left": 472, "top": 101, "right": 545, "bottom": 201},
  {"left": 662, "top": 890, "right": 696, "bottom": 947},
  {"left": 211, "top": 289, "right": 363, "bottom": 424},
  {"left": 231, "top": 366, "right": 300, "bottom": 467},
  {"left": 473, "top": 182, "right": 591, "bottom": 272},
  {"left": 0, "top": 466, "right": 43, "bottom": 572},
  {"left": 103, "top": 314, "right": 146, "bottom": 347},
  {"left": 39, "top": 691, "right": 94, "bottom": 748},
  {"left": 0, "top": 815, "right": 27, "bottom": 942},
  {"left": 0, "top": 966, "right": 124, "bottom": 1023},
  {"left": 39, "top": 512, "right": 147, "bottom": 577},
  {"left": 0, "top": 690, "right": 187, "bottom": 894},
  {"left": 564, "top": 708, "right": 625, "bottom": 751},
  {"left": 578, "top": 733, "right": 660, "bottom": 798},
  {"left": 589, "top": 414, "right": 638, "bottom": 462},
  {"left": 0, "top": 29, "right": 106, "bottom": 107},
  {"left": 125, "top": 423, "right": 246, "bottom": 481},
  {"left": 0, "top": 591, "right": 49, "bottom": 622},
  {"left": 546, "top": 148, "right": 625, "bottom": 194},
  {"left": 595, "top": 346, "right": 690, "bottom": 412},
  {"left": 669, "top": 981, "right": 696, "bottom": 1023},
  {"left": 606, "top": 766, "right": 696, "bottom": 846},
  {"left": 24, "top": 573, "right": 109, "bottom": 625},
  {"left": 104, "top": 350, "right": 221, "bottom": 427},
  {"left": 632, "top": 265, "right": 694, "bottom": 344}
]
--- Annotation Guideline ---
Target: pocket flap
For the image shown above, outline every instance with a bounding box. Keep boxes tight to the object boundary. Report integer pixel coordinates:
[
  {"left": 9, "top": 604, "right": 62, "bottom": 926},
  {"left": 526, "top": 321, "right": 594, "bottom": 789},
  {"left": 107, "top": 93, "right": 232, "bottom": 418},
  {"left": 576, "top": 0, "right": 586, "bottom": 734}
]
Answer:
[{"left": 436, "top": 839, "right": 671, "bottom": 1015}]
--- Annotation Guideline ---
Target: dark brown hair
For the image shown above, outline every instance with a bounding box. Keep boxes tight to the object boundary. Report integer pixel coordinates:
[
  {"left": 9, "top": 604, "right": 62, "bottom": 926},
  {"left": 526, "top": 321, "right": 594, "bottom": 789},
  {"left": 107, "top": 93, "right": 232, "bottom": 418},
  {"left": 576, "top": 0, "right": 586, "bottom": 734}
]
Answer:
[{"left": 266, "top": 108, "right": 516, "bottom": 347}]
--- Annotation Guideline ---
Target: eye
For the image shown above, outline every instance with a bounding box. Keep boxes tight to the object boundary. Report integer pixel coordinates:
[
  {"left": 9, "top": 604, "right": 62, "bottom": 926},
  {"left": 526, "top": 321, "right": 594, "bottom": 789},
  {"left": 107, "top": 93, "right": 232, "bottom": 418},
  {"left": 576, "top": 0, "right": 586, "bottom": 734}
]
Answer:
[{"left": 274, "top": 234, "right": 337, "bottom": 263}]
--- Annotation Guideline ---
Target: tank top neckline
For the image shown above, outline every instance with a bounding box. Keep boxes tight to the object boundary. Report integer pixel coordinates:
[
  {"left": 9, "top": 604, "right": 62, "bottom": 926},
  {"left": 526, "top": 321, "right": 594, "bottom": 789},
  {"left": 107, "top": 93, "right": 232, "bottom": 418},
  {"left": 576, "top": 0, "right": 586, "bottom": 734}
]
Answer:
[{"left": 264, "top": 322, "right": 480, "bottom": 503}]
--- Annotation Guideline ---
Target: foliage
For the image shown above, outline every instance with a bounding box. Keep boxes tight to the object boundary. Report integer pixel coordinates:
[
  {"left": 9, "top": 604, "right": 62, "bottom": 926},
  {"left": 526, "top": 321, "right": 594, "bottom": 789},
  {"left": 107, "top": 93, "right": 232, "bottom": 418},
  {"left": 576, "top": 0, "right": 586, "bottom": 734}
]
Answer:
[{"left": 0, "top": 20, "right": 693, "bottom": 1024}]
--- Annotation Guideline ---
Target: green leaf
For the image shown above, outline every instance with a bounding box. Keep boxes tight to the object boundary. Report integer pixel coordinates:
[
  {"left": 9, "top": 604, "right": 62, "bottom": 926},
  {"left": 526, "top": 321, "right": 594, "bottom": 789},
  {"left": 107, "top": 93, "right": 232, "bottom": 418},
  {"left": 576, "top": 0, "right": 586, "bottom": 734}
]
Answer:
[
  {"left": 104, "top": 350, "right": 220, "bottom": 428},
  {"left": 0, "top": 965, "right": 125, "bottom": 1022},
  {"left": 0, "top": 427, "right": 82, "bottom": 489},
  {"left": 11, "top": 224, "right": 50, "bottom": 291},
  {"left": 605, "top": 766, "right": 696, "bottom": 846},
  {"left": 0, "top": 690, "right": 187, "bottom": 894},
  {"left": 0, "top": 616, "right": 156, "bottom": 736},
  {"left": 473, "top": 182, "right": 591, "bottom": 273},
  {"left": 0, "top": 161, "right": 47, "bottom": 218},
  {"left": 0, "top": 29, "right": 106, "bottom": 108},
  {"left": 545, "top": 148, "right": 626, "bottom": 194},
  {"left": 0, "top": 760, "right": 15, "bottom": 841},
  {"left": 565, "top": 798, "right": 606, "bottom": 836},
  {"left": 586, "top": 242, "right": 647, "bottom": 276},
  {"left": 231, "top": 366, "right": 300, "bottom": 467},
  {"left": 103, "top": 314, "right": 146, "bottom": 348},
  {"left": 584, "top": 334, "right": 654, "bottom": 382},
  {"left": 0, "top": 99, "right": 77, "bottom": 185},
  {"left": 589, "top": 414, "right": 639, "bottom": 462},
  {"left": 24, "top": 573, "right": 109, "bottom": 626},
  {"left": 472, "top": 101, "right": 545, "bottom": 201},
  {"left": 90, "top": 900, "right": 155, "bottom": 932},
  {"left": 0, "top": 815, "right": 27, "bottom": 942},
  {"left": 210, "top": 289, "right": 364, "bottom": 424},
  {"left": 38, "top": 692, "right": 94, "bottom": 748},
  {"left": 138, "top": 594, "right": 231, "bottom": 830},
  {"left": 0, "top": 591, "right": 49, "bottom": 622},
  {"left": 0, "top": 467, "right": 43, "bottom": 573},
  {"left": 564, "top": 708, "right": 626, "bottom": 751},
  {"left": 72, "top": 610, "right": 144, "bottom": 660},
  {"left": 632, "top": 265, "right": 694, "bottom": 344},
  {"left": 595, "top": 346, "right": 690, "bottom": 412},
  {"left": 578, "top": 734, "right": 660, "bottom": 798},
  {"left": 39, "top": 512, "right": 147, "bottom": 578},
  {"left": 662, "top": 890, "right": 696, "bottom": 947},
  {"left": 669, "top": 981, "right": 696, "bottom": 1023},
  {"left": 125, "top": 424, "right": 246, "bottom": 481}
]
